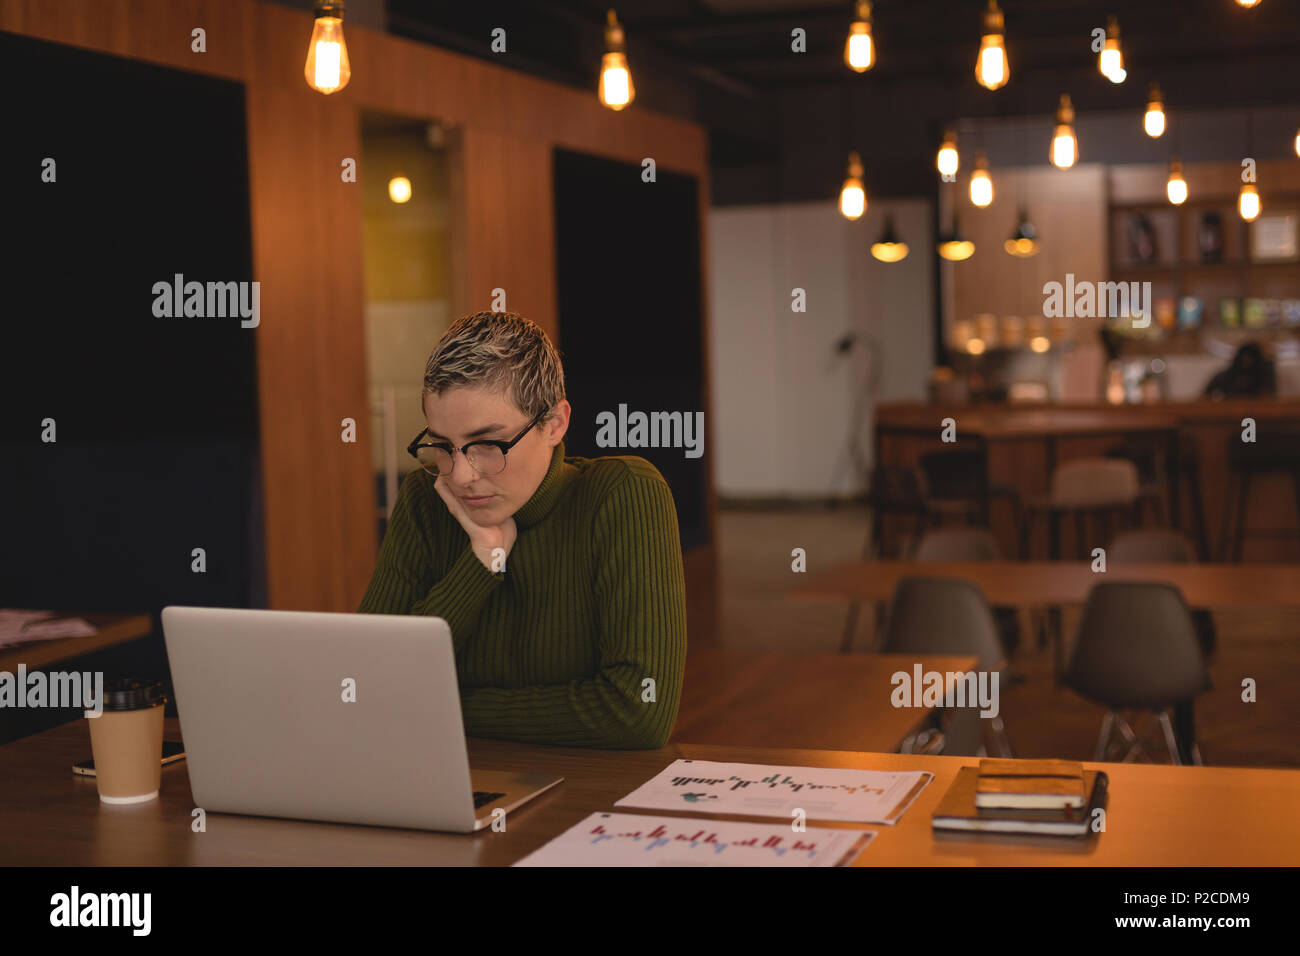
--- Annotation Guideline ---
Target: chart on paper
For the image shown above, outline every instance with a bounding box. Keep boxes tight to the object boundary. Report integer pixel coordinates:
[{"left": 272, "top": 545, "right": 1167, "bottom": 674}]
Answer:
[
  {"left": 512, "top": 812, "right": 875, "bottom": 867},
  {"left": 614, "top": 759, "right": 933, "bottom": 824}
]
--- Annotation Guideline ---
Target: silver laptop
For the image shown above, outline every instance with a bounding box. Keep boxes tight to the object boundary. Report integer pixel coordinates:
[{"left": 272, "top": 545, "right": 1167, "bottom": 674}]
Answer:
[{"left": 161, "top": 606, "right": 563, "bottom": 832}]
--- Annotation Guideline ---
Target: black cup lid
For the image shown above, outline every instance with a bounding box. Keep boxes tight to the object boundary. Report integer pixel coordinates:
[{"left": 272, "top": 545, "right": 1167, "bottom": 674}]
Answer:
[{"left": 101, "top": 679, "right": 166, "bottom": 711}]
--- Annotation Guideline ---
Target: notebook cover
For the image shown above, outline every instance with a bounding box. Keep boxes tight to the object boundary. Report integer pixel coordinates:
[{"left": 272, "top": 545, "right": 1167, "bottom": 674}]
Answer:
[
  {"left": 976, "top": 758, "right": 1085, "bottom": 806},
  {"left": 932, "top": 767, "right": 1108, "bottom": 837},
  {"left": 978, "top": 758, "right": 1083, "bottom": 778}
]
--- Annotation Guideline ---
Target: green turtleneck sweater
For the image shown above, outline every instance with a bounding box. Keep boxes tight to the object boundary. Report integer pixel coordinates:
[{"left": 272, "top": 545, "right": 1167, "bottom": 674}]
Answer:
[{"left": 357, "top": 441, "right": 687, "bottom": 749}]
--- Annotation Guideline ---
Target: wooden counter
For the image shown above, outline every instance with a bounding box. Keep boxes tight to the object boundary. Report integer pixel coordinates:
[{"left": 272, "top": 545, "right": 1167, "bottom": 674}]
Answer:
[{"left": 875, "top": 399, "right": 1300, "bottom": 561}]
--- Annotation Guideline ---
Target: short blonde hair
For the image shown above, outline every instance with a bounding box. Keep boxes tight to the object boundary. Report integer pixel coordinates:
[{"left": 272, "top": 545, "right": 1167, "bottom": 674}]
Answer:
[{"left": 422, "top": 311, "right": 566, "bottom": 423}]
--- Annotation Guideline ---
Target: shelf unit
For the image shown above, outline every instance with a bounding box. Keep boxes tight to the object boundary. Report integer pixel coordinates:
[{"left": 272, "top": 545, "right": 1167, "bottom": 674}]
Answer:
[{"left": 1107, "top": 194, "right": 1300, "bottom": 343}]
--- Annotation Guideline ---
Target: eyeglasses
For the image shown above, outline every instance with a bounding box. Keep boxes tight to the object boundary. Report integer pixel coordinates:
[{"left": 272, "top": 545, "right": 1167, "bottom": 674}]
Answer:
[{"left": 406, "top": 410, "right": 546, "bottom": 477}]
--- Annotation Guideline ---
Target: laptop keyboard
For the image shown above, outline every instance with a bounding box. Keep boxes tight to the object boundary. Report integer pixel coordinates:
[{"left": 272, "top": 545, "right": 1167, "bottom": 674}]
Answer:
[{"left": 473, "top": 790, "right": 507, "bottom": 809}]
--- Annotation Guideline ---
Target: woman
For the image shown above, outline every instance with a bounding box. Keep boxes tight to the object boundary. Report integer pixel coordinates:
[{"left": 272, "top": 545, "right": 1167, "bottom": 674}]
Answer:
[{"left": 358, "top": 311, "right": 687, "bottom": 749}]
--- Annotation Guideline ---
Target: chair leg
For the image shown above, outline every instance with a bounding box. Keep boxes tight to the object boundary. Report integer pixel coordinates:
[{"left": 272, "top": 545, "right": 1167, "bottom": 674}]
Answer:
[
  {"left": 1187, "top": 463, "right": 1209, "bottom": 561},
  {"left": 1158, "top": 709, "right": 1183, "bottom": 766},
  {"left": 1094, "top": 710, "right": 1115, "bottom": 761},
  {"left": 1051, "top": 608, "right": 1064, "bottom": 683},
  {"left": 989, "top": 715, "right": 1014, "bottom": 758},
  {"left": 1217, "top": 468, "right": 1234, "bottom": 561},
  {"left": 1114, "top": 713, "right": 1148, "bottom": 762},
  {"left": 1292, "top": 467, "right": 1300, "bottom": 550},
  {"left": 1233, "top": 469, "right": 1251, "bottom": 562},
  {"left": 1172, "top": 699, "right": 1202, "bottom": 765},
  {"left": 840, "top": 601, "right": 862, "bottom": 654}
]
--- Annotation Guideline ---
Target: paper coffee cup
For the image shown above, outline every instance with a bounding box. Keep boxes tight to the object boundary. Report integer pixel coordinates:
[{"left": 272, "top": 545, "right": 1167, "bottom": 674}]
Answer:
[{"left": 86, "top": 679, "right": 167, "bottom": 804}]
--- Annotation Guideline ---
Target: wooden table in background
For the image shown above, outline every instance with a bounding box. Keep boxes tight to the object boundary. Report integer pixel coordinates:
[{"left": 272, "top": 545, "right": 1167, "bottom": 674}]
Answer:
[
  {"left": 2, "top": 717, "right": 1297, "bottom": 866},
  {"left": 791, "top": 560, "right": 1300, "bottom": 611},
  {"left": 0, "top": 612, "right": 152, "bottom": 672},
  {"left": 675, "top": 647, "right": 979, "bottom": 753}
]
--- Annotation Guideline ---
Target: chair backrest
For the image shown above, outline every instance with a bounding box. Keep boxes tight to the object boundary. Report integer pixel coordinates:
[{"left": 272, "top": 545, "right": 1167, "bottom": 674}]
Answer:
[
  {"left": 1050, "top": 457, "right": 1139, "bottom": 506},
  {"left": 1107, "top": 529, "right": 1197, "bottom": 564},
  {"left": 881, "top": 577, "right": 1006, "bottom": 672},
  {"left": 867, "top": 464, "right": 928, "bottom": 508},
  {"left": 1064, "top": 581, "right": 1209, "bottom": 710},
  {"left": 918, "top": 450, "right": 985, "bottom": 500},
  {"left": 913, "top": 527, "right": 1002, "bottom": 561}
]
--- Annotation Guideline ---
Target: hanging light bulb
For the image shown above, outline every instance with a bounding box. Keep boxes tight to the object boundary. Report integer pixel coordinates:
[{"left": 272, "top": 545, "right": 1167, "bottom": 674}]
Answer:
[
  {"left": 969, "top": 150, "right": 993, "bottom": 207},
  {"left": 1005, "top": 209, "right": 1040, "bottom": 257},
  {"left": 304, "top": 0, "right": 351, "bottom": 95},
  {"left": 937, "top": 129, "right": 960, "bottom": 178},
  {"left": 1236, "top": 0, "right": 1261, "bottom": 7},
  {"left": 1166, "top": 158, "right": 1188, "bottom": 205},
  {"left": 1294, "top": 126, "right": 1299, "bottom": 157},
  {"left": 598, "top": 10, "right": 635, "bottom": 110},
  {"left": 938, "top": 217, "right": 976, "bottom": 261},
  {"left": 1239, "top": 182, "right": 1261, "bottom": 221},
  {"left": 975, "top": 1, "right": 1009, "bottom": 90},
  {"left": 871, "top": 216, "right": 909, "bottom": 262},
  {"left": 844, "top": 0, "right": 875, "bottom": 72},
  {"left": 840, "top": 152, "right": 866, "bottom": 220},
  {"left": 1144, "top": 84, "right": 1166, "bottom": 138},
  {"left": 388, "top": 176, "right": 412, "bottom": 204},
  {"left": 1099, "top": 17, "right": 1124, "bottom": 83},
  {"left": 1051, "top": 94, "right": 1077, "bottom": 169}
]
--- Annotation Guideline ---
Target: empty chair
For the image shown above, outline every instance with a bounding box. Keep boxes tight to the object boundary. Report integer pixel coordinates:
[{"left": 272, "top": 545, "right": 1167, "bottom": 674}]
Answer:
[
  {"left": 917, "top": 449, "right": 1021, "bottom": 529},
  {"left": 1108, "top": 528, "right": 1197, "bottom": 564},
  {"left": 881, "top": 577, "right": 1012, "bottom": 758},
  {"left": 1021, "top": 457, "right": 1144, "bottom": 559},
  {"left": 912, "top": 527, "right": 1002, "bottom": 561},
  {"left": 1064, "top": 581, "right": 1211, "bottom": 765},
  {"left": 1218, "top": 426, "right": 1300, "bottom": 561},
  {"left": 912, "top": 527, "right": 1022, "bottom": 661},
  {"left": 1107, "top": 528, "right": 1216, "bottom": 662},
  {"left": 1107, "top": 433, "right": 1207, "bottom": 557},
  {"left": 842, "top": 465, "right": 979, "bottom": 652},
  {"left": 863, "top": 463, "right": 978, "bottom": 559},
  {"left": 1052, "top": 457, "right": 1139, "bottom": 506}
]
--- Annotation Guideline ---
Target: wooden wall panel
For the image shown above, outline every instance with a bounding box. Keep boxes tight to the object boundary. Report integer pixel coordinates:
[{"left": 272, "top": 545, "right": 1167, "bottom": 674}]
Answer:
[
  {"left": 243, "top": 82, "right": 374, "bottom": 611},
  {"left": 449, "top": 127, "right": 557, "bottom": 340},
  {"left": 3, "top": 0, "right": 715, "bottom": 628},
  {"left": 944, "top": 164, "right": 1108, "bottom": 342}
]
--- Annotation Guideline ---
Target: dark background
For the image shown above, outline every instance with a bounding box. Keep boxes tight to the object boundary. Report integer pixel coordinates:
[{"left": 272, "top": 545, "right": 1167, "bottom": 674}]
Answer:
[
  {"left": 553, "top": 147, "right": 710, "bottom": 552},
  {"left": 0, "top": 32, "right": 263, "bottom": 740}
]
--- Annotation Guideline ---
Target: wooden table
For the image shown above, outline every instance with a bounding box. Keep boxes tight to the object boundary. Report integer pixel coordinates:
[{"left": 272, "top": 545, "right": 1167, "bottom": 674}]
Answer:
[
  {"left": 2, "top": 717, "right": 1297, "bottom": 865},
  {"left": 874, "top": 405, "right": 1184, "bottom": 558},
  {"left": 0, "top": 612, "right": 152, "bottom": 672},
  {"left": 791, "top": 560, "right": 1300, "bottom": 611},
  {"left": 675, "top": 648, "right": 979, "bottom": 753}
]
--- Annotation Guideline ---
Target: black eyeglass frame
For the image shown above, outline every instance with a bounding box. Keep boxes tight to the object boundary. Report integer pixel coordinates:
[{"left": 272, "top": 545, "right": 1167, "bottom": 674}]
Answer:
[{"left": 406, "top": 409, "right": 547, "bottom": 476}]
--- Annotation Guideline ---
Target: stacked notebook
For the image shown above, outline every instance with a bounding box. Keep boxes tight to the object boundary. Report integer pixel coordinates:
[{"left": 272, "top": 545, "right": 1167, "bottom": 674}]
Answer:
[{"left": 931, "top": 759, "right": 1108, "bottom": 837}]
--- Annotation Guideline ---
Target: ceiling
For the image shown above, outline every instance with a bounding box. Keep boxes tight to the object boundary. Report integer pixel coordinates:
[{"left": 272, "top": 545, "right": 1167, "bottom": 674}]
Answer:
[
  {"left": 383, "top": 0, "right": 1300, "bottom": 97},
  {"left": 272, "top": 1, "right": 1300, "bottom": 201}
]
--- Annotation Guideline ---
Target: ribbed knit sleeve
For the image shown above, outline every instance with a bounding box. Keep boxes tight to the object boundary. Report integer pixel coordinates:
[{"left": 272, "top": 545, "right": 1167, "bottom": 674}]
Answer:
[
  {"left": 459, "top": 461, "right": 688, "bottom": 749},
  {"left": 357, "top": 470, "right": 503, "bottom": 651}
]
